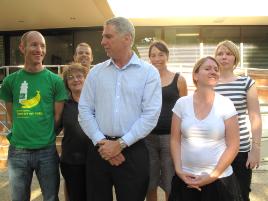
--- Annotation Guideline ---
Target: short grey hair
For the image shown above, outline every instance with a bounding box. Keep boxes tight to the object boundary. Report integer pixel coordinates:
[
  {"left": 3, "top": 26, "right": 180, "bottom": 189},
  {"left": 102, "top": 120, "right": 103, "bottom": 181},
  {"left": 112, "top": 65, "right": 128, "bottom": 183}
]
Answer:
[{"left": 105, "top": 17, "right": 135, "bottom": 45}]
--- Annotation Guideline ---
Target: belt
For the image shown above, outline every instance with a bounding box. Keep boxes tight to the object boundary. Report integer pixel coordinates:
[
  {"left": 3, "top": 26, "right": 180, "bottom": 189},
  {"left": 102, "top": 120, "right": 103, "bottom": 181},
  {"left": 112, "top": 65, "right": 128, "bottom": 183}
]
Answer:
[
  {"left": 95, "top": 136, "right": 121, "bottom": 148},
  {"left": 10, "top": 144, "right": 53, "bottom": 151},
  {"left": 104, "top": 135, "right": 121, "bottom": 141}
]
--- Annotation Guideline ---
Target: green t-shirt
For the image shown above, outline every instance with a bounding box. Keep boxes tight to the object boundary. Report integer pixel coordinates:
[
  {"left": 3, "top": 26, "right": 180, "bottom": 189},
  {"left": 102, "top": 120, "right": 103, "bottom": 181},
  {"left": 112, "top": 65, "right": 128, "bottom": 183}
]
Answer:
[{"left": 0, "top": 69, "right": 67, "bottom": 149}]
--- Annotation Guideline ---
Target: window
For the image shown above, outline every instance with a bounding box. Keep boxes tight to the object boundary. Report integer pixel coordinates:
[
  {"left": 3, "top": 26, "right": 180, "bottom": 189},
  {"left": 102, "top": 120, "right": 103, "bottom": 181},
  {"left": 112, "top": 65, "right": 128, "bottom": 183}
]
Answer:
[
  {"left": 242, "top": 27, "right": 268, "bottom": 69},
  {"left": 45, "top": 34, "right": 73, "bottom": 65},
  {"left": 10, "top": 36, "right": 23, "bottom": 65},
  {"left": 0, "top": 36, "right": 4, "bottom": 66},
  {"left": 135, "top": 27, "right": 162, "bottom": 62},
  {"left": 9, "top": 33, "right": 73, "bottom": 66},
  {"left": 202, "top": 26, "right": 240, "bottom": 60}
]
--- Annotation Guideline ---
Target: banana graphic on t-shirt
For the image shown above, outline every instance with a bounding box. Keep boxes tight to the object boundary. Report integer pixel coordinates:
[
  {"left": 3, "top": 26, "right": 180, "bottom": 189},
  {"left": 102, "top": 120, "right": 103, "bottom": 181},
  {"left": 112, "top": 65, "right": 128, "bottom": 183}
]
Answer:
[{"left": 20, "top": 91, "right": 41, "bottom": 108}]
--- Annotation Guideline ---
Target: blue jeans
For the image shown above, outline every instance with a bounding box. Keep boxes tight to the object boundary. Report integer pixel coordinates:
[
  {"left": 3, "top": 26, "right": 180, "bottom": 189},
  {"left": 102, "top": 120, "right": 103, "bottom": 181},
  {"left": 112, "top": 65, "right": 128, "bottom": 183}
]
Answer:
[{"left": 8, "top": 145, "right": 60, "bottom": 201}]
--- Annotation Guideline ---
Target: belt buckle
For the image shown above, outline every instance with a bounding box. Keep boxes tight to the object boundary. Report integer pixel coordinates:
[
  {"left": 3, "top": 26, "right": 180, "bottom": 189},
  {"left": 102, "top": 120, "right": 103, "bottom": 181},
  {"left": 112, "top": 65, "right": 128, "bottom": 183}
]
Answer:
[{"left": 105, "top": 135, "right": 120, "bottom": 141}]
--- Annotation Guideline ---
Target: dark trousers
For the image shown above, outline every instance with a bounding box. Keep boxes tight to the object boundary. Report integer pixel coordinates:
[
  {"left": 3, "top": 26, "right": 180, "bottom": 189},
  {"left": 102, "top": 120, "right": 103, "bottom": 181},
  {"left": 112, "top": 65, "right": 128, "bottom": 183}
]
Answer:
[
  {"left": 232, "top": 152, "right": 252, "bottom": 201},
  {"left": 86, "top": 140, "right": 149, "bottom": 201},
  {"left": 60, "top": 162, "right": 87, "bottom": 201},
  {"left": 169, "top": 174, "right": 242, "bottom": 201}
]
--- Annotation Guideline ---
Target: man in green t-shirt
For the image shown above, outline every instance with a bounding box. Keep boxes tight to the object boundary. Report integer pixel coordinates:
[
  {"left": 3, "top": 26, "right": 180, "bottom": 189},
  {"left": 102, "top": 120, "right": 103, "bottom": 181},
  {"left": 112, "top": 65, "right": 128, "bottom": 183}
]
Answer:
[{"left": 0, "top": 31, "right": 67, "bottom": 201}]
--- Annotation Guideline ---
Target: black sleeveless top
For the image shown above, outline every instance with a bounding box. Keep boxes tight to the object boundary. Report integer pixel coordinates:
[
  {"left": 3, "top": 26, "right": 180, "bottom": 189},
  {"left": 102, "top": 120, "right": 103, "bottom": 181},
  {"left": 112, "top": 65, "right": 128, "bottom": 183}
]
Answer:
[{"left": 152, "top": 73, "right": 180, "bottom": 135}]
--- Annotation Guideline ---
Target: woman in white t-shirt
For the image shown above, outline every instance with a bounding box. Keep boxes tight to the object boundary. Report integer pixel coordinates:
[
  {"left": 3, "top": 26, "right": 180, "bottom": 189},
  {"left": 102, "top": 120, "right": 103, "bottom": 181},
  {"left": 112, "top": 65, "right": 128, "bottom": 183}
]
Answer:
[{"left": 169, "top": 56, "right": 242, "bottom": 201}]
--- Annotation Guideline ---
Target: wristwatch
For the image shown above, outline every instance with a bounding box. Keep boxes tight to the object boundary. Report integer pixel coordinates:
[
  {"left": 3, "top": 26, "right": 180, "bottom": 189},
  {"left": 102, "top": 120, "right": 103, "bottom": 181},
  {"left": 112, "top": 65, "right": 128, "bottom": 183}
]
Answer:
[{"left": 118, "top": 138, "right": 127, "bottom": 150}]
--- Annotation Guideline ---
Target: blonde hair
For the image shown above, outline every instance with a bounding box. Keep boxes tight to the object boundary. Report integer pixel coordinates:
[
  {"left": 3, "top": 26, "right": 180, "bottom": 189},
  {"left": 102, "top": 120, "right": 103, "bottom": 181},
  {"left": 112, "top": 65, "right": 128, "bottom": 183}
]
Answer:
[
  {"left": 74, "top": 43, "right": 92, "bottom": 55},
  {"left": 215, "top": 40, "right": 240, "bottom": 68},
  {"left": 192, "top": 56, "right": 220, "bottom": 87}
]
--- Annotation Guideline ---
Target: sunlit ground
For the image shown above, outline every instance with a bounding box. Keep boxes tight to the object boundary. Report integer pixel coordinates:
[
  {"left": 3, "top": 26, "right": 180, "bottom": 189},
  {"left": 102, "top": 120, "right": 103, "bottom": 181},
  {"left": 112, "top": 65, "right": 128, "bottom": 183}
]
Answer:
[{"left": 0, "top": 168, "right": 267, "bottom": 201}]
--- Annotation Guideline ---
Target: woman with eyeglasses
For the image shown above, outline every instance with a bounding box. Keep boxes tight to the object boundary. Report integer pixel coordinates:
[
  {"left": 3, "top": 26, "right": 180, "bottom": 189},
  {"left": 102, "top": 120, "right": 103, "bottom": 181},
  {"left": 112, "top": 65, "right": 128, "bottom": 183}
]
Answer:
[{"left": 58, "top": 63, "right": 92, "bottom": 201}]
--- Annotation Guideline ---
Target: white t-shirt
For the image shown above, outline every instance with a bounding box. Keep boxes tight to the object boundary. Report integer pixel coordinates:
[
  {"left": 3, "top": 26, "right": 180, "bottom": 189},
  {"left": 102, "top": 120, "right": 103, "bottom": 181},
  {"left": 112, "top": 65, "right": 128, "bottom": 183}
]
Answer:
[{"left": 172, "top": 92, "right": 237, "bottom": 178}]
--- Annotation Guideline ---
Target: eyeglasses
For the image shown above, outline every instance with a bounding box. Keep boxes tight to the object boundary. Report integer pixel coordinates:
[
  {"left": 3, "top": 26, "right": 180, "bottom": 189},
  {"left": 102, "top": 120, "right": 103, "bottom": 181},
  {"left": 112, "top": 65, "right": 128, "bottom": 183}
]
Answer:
[{"left": 67, "top": 74, "right": 84, "bottom": 81}]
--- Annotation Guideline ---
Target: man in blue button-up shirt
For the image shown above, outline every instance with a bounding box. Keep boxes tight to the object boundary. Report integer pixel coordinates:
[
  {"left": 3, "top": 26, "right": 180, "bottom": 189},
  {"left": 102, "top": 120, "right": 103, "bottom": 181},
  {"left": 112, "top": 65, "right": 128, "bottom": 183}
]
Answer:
[{"left": 78, "top": 17, "right": 162, "bottom": 201}]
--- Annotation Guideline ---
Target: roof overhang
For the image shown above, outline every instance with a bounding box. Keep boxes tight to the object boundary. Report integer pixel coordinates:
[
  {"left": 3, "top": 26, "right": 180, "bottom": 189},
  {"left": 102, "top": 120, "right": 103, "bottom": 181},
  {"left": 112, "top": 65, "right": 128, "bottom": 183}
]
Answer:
[{"left": 1, "top": 0, "right": 268, "bottom": 31}]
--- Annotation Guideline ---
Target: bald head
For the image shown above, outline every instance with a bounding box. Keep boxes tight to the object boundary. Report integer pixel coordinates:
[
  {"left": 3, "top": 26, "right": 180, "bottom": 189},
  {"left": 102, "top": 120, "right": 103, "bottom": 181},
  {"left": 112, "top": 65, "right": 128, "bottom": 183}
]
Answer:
[
  {"left": 19, "top": 31, "right": 46, "bottom": 71},
  {"left": 20, "top": 31, "right": 45, "bottom": 47}
]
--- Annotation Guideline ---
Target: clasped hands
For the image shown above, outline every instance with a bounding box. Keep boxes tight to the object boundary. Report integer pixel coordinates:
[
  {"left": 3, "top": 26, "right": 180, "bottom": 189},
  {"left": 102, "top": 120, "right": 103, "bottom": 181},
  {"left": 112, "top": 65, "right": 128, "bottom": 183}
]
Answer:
[
  {"left": 177, "top": 171, "right": 217, "bottom": 191},
  {"left": 97, "top": 139, "right": 125, "bottom": 166}
]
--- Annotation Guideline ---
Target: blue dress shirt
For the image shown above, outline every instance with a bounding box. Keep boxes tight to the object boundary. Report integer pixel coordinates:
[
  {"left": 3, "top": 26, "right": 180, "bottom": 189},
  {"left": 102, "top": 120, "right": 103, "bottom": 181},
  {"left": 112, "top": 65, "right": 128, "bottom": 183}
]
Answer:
[{"left": 78, "top": 53, "right": 162, "bottom": 146}]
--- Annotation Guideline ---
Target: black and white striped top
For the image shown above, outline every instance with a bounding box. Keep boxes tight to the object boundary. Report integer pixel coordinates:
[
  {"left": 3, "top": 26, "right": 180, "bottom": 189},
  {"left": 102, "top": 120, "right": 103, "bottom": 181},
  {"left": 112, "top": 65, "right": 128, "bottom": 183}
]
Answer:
[{"left": 215, "top": 76, "right": 255, "bottom": 152}]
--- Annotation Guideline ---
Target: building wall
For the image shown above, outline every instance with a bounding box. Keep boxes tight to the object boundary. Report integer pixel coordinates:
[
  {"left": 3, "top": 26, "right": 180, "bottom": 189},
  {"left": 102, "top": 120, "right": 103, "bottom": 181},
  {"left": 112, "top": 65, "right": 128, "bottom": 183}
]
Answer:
[
  {"left": 1, "top": 25, "right": 268, "bottom": 68},
  {"left": 0, "top": 25, "right": 268, "bottom": 168}
]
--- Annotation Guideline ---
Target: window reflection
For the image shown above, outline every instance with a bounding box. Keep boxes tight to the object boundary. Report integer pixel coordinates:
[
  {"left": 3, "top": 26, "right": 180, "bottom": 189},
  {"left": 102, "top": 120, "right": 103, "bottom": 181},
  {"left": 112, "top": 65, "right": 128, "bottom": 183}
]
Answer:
[
  {"left": 0, "top": 36, "right": 4, "bottom": 66},
  {"left": 45, "top": 34, "right": 73, "bottom": 65}
]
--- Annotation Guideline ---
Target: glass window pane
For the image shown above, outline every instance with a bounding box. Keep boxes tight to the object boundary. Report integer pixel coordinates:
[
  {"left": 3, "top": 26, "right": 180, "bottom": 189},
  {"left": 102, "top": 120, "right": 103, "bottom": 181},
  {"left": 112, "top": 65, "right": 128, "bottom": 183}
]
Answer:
[
  {"left": 242, "top": 27, "right": 268, "bottom": 69},
  {"left": 10, "top": 33, "right": 73, "bottom": 66},
  {"left": 135, "top": 26, "right": 201, "bottom": 68},
  {"left": 45, "top": 34, "right": 73, "bottom": 65},
  {"left": 10, "top": 36, "right": 23, "bottom": 65},
  {"left": 135, "top": 27, "right": 161, "bottom": 44},
  {"left": 243, "top": 42, "right": 268, "bottom": 69},
  {"left": 202, "top": 27, "right": 240, "bottom": 64},
  {"left": 135, "top": 27, "right": 162, "bottom": 62},
  {"left": 202, "top": 27, "right": 240, "bottom": 43},
  {"left": 166, "top": 27, "right": 200, "bottom": 71},
  {"left": 0, "top": 36, "right": 4, "bottom": 66},
  {"left": 175, "top": 27, "right": 200, "bottom": 44}
]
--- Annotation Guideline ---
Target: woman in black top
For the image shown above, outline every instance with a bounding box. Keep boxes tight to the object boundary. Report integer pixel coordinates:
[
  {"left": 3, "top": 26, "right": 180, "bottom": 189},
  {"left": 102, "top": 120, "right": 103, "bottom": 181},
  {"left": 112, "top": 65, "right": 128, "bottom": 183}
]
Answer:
[
  {"left": 145, "top": 40, "right": 188, "bottom": 201},
  {"left": 59, "top": 63, "right": 92, "bottom": 201}
]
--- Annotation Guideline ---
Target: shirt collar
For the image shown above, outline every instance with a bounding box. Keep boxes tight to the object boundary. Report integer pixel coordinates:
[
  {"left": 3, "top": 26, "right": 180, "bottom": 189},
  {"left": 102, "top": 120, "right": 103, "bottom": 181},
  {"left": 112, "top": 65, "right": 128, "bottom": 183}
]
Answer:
[{"left": 105, "top": 52, "right": 141, "bottom": 70}]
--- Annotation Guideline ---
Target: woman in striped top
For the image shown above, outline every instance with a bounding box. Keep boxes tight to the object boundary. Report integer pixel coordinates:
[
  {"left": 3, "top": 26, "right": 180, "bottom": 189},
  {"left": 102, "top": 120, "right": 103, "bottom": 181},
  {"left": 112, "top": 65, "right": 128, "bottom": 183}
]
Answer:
[{"left": 214, "top": 40, "right": 262, "bottom": 201}]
